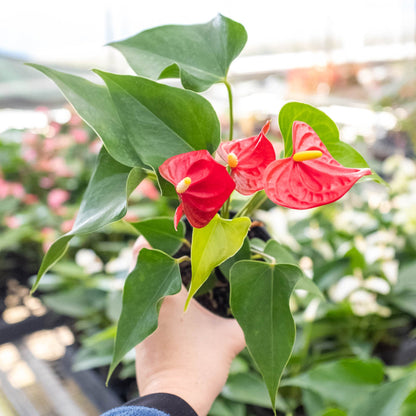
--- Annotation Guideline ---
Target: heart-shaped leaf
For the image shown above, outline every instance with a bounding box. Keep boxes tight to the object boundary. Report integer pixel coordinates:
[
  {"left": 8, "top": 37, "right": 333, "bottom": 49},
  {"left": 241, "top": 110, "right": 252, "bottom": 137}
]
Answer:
[
  {"left": 186, "top": 215, "right": 251, "bottom": 309},
  {"left": 230, "top": 261, "right": 303, "bottom": 409},
  {"left": 109, "top": 14, "right": 247, "bottom": 92},
  {"left": 94, "top": 70, "right": 220, "bottom": 169},
  {"left": 131, "top": 217, "right": 186, "bottom": 256},
  {"left": 32, "top": 148, "right": 145, "bottom": 292},
  {"left": 278, "top": 102, "right": 380, "bottom": 182},
  {"left": 108, "top": 248, "right": 182, "bottom": 382},
  {"left": 27, "top": 64, "right": 146, "bottom": 168}
]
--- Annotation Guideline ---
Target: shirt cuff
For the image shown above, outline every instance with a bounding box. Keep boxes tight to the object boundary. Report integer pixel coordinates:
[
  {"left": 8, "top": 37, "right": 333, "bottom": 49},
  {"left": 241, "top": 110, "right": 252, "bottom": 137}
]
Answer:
[{"left": 125, "top": 393, "right": 198, "bottom": 416}]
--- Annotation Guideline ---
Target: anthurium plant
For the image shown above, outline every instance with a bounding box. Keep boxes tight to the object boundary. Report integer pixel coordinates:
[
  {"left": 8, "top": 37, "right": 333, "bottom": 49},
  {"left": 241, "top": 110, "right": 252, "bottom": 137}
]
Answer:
[{"left": 28, "top": 15, "right": 377, "bottom": 411}]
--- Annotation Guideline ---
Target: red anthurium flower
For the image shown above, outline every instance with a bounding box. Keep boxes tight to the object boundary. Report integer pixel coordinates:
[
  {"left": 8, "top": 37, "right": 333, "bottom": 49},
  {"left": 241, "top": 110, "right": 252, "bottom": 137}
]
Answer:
[
  {"left": 159, "top": 150, "right": 235, "bottom": 229},
  {"left": 217, "top": 121, "right": 276, "bottom": 195},
  {"left": 264, "top": 121, "right": 372, "bottom": 209}
]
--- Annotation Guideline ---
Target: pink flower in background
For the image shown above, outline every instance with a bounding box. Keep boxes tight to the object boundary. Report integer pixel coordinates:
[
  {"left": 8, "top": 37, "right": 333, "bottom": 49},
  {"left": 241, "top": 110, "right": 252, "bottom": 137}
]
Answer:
[
  {"left": 89, "top": 139, "right": 102, "bottom": 154},
  {"left": 61, "top": 218, "right": 75, "bottom": 233},
  {"left": 47, "top": 188, "right": 70, "bottom": 210},
  {"left": 135, "top": 179, "right": 160, "bottom": 200},
  {"left": 24, "top": 194, "right": 39, "bottom": 205},
  {"left": 39, "top": 177, "right": 54, "bottom": 189},
  {"left": 22, "top": 132, "right": 38, "bottom": 146},
  {"left": 71, "top": 128, "right": 89, "bottom": 144},
  {"left": 4, "top": 216, "right": 20, "bottom": 229},
  {"left": 22, "top": 148, "right": 37, "bottom": 163},
  {"left": 9, "top": 183, "right": 25, "bottom": 199},
  {"left": 69, "top": 112, "right": 83, "bottom": 126},
  {"left": 124, "top": 210, "right": 140, "bottom": 223},
  {"left": 0, "top": 178, "right": 9, "bottom": 199}
]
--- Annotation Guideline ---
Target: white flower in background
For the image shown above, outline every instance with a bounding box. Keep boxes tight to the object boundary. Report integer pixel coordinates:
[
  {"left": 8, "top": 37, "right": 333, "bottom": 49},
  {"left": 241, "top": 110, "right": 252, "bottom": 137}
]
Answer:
[
  {"left": 256, "top": 207, "right": 300, "bottom": 250},
  {"left": 381, "top": 260, "right": 399, "bottom": 284},
  {"left": 299, "top": 256, "right": 313, "bottom": 278},
  {"left": 328, "top": 275, "right": 362, "bottom": 302},
  {"left": 105, "top": 247, "right": 134, "bottom": 274},
  {"left": 303, "top": 298, "right": 321, "bottom": 322},
  {"left": 362, "top": 276, "right": 391, "bottom": 295},
  {"left": 313, "top": 240, "right": 334, "bottom": 260},
  {"left": 75, "top": 249, "right": 103, "bottom": 274},
  {"left": 349, "top": 290, "right": 391, "bottom": 317},
  {"left": 363, "top": 230, "right": 396, "bottom": 264},
  {"left": 334, "top": 209, "right": 377, "bottom": 233}
]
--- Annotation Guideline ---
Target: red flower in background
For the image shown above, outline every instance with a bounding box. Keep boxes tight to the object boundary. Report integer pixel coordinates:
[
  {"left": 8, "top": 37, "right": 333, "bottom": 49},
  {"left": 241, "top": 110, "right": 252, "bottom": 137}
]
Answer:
[
  {"left": 264, "top": 121, "right": 372, "bottom": 209},
  {"left": 159, "top": 150, "right": 235, "bottom": 229},
  {"left": 217, "top": 121, "right": 276, "bottom": 195}
]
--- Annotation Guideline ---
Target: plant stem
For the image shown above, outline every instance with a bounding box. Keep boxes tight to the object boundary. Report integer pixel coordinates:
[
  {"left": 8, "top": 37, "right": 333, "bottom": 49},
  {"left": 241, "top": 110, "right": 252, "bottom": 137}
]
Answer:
[
  {"left": 175, "top": 256, "right": 190, "bottom": 264},
  {"left": 235, "top": 190, "right": 268, "bottom": 218},
  {"left": 224, "top": 79, "right": 234, "bottom": 141},
  {"left": 250, "top": 248, "right": 276, "bottom": 264}
]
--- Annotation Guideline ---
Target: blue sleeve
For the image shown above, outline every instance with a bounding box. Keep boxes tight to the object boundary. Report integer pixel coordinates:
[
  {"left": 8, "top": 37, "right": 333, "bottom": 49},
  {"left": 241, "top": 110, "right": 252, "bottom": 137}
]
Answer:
[
  {"left": 100, "top": 393, "right": 198, "bottom": 416},
  {"left": 101, "top": 405, "right": 168, "bottom": 416}
]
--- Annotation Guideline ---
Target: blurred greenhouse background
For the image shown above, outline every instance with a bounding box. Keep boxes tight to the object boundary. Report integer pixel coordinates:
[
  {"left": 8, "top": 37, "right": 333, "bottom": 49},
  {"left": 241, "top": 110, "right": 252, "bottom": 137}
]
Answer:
[{"left": 2, "top": 1, "right": 416, "bottom": 415}]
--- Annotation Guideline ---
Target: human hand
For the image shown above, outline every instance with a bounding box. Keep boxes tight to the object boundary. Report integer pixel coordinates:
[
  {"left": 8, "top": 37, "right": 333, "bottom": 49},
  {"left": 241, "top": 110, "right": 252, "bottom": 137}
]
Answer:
[{"left": 131, "top": 237, "right": 246, "bottom": 416}]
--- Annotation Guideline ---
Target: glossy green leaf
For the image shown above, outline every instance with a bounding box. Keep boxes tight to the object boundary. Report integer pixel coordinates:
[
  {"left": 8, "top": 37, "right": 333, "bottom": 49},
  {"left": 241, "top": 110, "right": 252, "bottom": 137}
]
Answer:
[
  {"left": 94, "top": 70, "right": 220, "bottom": 168},
  {"left": 264, "top": 239, "right": 297, "bottom": 264},
  {"left": 279, "top": 102, "right": 339, "bottom": 157},
  {"left": 186, "top": 215, "right": 251, "bottom": 309},
  {"left": 350, "top": 374, "right": 416, "bottom": 416},
  {"left": 278, "top": 102, "right": 378, "bottom": 181},
  {"left": 282, "top": 358, "right": 384, "bottom": 409},
  {"left": 108, "top": 248, "right": 182, "bottom": 382},
  {"left": 230, "top": 261, "right": 303, "bottom": 409},
  {"left": 27, "top": 64, "right": 146, "bottom": 168},
  {"left": 131, "top": 217, "right": 186, "bottom": 255},
  {"left": 109, "top": 14, "right": 247, "bottom": 92},
  {"left": 264, "top": 240, "right": 324, "bottom": 300},
  {"left": 32, "top": 148, "right": 145, "bottom": 293}
]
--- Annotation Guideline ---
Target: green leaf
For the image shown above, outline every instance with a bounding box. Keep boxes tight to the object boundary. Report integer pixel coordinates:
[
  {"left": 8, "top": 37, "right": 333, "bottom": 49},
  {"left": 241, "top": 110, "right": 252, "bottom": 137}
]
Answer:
[
  {"left": 399, "top": 389, "right": 416, "bottom": 416},
  {"left": 264, "top": 240, "right": 324, "bottom": 300},
  {"left": 264, "top": 239, "right": 297, "bottom": 264},
  {"left": 388, "top": 261, "right": 416, "bottom": 317},
  {"left": 279, "top": 102, "right": 339, "bottom": 158},
  {"left": 230, "top": 261, "right": 303, "bottom": 409},
  {"left": 131, "top": 217, "right": 186, "bottom": 255},
  {"left": 108, "top": 248, "right": 182, "bottom": 382},
  {"left": 94, "top": 70, "right": 220, "bottom": 168},
  {"left": 282, "top": 358, "right": 384, "bottom": 410},
  {"left": 109, "top": 14, "right": 247, "bottom": 92},
  {"left": 41, "top": 287, "right": 106, "bottom": 318},
  {"left": 27, "top": 64, "right": 146, "bottom": 168},
  {"left": 219, "top": 237, "right": 251, "bottom": 279},
  {"left": 222, "top": 372, "right": 288, "bottom": 411},
  {"left": 32, "top": 148, "right": 145, "bottom": 293},
  {"left": 350, "top": 375, "right": 416, "bottom": 416},
  {"left": 186, "top": 215, "right": 251, "bottom": 309},
  {"left": 278, "top": 102, "right": 379, "bottom": 181},
  {"left": 320, "top": 410, "right": 347, "bottom": 416}
]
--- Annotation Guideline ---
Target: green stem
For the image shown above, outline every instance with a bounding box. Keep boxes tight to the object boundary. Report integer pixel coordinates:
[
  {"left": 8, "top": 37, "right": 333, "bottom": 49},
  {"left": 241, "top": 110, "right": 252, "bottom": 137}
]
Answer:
[
  {"left": 175, "top": 256, "right": 190, "bottom": 264},
  {"left": 224, "top": 79, "right": 233, "bottom": 141},
  {"left": 235, "top": 190, "right": 268, "bottom": 218},
  {"left": 251, "top": 248, "right": 276, "bottom": 264}
]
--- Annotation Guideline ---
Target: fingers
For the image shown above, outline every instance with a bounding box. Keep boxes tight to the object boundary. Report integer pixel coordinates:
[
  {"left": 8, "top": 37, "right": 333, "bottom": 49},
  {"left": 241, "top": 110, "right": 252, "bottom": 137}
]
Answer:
[{"left": 129, "top": 235, "right": 151, "bottom": 272}]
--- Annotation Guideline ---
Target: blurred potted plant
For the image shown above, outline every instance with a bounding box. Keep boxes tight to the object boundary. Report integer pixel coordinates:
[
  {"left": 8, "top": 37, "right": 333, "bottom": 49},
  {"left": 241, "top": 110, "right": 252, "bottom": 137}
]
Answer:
[{"left": 28, "top": 15, "right": 377, "bottom": 411}]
